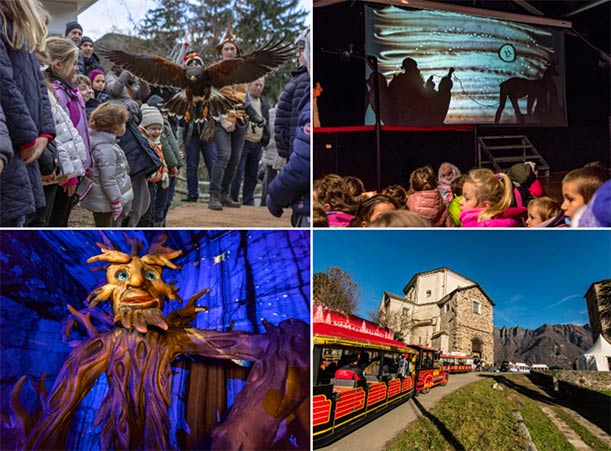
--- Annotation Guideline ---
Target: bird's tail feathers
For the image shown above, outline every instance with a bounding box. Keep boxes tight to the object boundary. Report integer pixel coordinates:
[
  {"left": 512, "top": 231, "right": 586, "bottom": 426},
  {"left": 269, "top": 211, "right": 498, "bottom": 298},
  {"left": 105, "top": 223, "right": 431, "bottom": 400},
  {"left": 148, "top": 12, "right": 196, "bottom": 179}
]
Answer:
[{"left": 163, "top": 90, "right": 237, "bottom": 123}]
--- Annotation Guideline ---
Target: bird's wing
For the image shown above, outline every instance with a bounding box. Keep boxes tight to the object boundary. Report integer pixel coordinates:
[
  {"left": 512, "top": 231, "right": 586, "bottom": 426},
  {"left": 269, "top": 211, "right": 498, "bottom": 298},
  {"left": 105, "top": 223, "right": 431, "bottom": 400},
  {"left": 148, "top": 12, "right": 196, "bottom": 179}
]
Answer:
[
  {"left": 205, "top": 38, "right": 293, "bottom": 87},
  {"left": 96, "top": 47, "right": 188, "bottom": 89}
]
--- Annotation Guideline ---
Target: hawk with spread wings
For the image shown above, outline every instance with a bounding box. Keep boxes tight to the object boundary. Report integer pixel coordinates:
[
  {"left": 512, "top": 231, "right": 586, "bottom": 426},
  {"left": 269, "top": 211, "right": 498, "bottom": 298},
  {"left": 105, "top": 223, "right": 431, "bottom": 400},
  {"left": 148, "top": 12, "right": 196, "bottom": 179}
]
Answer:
[{"left": 97, "top": 39, "right": 292, "bottom": 122}]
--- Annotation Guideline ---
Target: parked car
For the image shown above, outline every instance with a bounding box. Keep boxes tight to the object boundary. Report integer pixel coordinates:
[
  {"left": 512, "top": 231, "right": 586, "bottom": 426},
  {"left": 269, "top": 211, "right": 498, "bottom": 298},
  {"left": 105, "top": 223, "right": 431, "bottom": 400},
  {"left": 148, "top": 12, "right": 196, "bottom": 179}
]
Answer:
[{"left": 499, "top": 361, "right": 510, "bottom": 372}]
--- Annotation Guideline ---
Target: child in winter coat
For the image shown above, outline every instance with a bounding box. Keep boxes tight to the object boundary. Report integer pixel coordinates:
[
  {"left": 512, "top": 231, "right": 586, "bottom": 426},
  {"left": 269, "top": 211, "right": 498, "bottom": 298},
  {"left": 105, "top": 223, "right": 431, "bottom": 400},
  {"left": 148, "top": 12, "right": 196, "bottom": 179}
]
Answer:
[
  {"left": 349, "top": 194, "right": 400, "bottom": 227},
  {"left": 45, "top": 36, "right": 92, "bottom": 226},
  {"left": 80, "top": 102, "right": 133, "bottom": 227},
  {"left": 436, "top": 161, "right": 461, "bottom": 205},
  {"left": 39, "top": 83, "right": 88, "bottom": 225},
  {"left": 560, "top": 164, "right": 609, "bottom": 225},
  {"left": 406, "top": 165, "right": 453, "bottom": 227},
  {"left": 138, "top": 104, "right": 168, "bottom": 227},
  {"left": 459, "top": 168, "right": 526, "bottom": 227},
  {"left": 526, "top": 196, "right": 565, "bottom": 228},
  {"left": 0, "top": 0, "right": 55, "bottom": 227},
  {"left": 313, "top": 174, "right": 357, "bottom": 227}
]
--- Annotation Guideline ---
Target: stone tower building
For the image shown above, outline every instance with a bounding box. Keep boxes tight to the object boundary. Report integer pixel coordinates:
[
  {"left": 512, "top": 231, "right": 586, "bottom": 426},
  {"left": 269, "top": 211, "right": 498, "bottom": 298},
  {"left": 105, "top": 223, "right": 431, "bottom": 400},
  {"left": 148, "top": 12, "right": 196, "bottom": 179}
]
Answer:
[
  {"left": 378, "top": 267, "right": 495, "bottom": 364},
  {"left": 585, "top": 279, "right": 611, "bottom": 342}
]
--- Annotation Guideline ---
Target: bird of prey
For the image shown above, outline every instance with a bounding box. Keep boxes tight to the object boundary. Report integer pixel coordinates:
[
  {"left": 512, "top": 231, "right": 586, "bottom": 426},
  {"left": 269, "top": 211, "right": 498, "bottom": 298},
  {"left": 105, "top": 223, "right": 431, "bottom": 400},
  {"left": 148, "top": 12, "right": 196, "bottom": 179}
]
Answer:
[{"left": 97, "top": 39, "right": 292, "bottom": 122}]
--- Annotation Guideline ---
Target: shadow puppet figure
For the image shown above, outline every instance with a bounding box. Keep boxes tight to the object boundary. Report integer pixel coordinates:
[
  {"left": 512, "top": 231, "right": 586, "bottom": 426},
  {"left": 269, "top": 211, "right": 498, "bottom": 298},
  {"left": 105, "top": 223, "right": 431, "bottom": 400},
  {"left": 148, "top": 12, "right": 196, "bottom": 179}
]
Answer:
[
  {"left": 372, "top": 57, "right": 454, "bottom": 126},
  {"left": 9, "top": 234, "right": 309, "bottom": 450},
  {"left": 494, "top": 61, "right": 560, "bottom": 124}
]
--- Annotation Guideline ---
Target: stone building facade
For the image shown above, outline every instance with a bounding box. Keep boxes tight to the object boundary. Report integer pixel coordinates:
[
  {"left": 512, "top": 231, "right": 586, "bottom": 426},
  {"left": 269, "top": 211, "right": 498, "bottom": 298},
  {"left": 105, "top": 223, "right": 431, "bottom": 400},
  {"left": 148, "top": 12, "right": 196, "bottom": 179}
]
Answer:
[
  {"left": 378, "top": 267, "right": 495, "bottom": 364},
  {"left": 585, "top": 279, "right": 611, "bottom": 342}
]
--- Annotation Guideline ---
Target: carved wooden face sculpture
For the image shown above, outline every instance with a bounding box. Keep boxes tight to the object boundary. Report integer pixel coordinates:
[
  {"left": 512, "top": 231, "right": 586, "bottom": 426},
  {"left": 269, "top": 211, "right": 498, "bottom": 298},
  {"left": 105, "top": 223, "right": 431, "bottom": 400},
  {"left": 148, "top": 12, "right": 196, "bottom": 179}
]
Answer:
[{"left": 87, "top": 245, "right": 182, "bottom": 333}]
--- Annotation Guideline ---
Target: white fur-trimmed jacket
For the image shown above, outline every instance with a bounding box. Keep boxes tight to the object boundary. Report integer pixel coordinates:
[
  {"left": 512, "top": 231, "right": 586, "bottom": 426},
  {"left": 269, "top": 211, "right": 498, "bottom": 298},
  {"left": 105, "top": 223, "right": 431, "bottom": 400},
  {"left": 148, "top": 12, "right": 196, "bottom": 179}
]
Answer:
[{"left": 47, "top": 89, "right": 87, "bottom": 180}]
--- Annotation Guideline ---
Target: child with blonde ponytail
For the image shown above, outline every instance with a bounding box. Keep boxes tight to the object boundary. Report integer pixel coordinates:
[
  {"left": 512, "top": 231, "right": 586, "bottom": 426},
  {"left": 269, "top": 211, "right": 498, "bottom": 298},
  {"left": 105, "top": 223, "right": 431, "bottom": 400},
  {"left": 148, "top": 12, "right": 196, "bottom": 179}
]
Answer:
[
  {"left": 0, "top": 0, "right": 55, "bottom": 226},
  {"left": 459, "top": 168, "right": 526, "bottom": 227}
]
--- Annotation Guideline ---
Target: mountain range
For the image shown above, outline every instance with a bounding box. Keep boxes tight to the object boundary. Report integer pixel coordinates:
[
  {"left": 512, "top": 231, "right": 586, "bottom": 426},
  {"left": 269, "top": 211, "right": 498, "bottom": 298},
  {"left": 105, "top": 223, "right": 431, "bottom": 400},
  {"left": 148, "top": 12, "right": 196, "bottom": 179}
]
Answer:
[{"left": 494, "top": 324, "right": 593, "bottom": 369}]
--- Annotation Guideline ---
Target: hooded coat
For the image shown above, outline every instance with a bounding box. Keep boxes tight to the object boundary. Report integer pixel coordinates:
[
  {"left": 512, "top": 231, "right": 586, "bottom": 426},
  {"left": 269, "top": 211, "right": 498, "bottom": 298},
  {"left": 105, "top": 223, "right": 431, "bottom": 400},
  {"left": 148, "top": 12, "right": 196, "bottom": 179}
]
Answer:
[
  {"left": 0, "top": 8, "right": 55, "bottom": 224},
  {"left": 407, "top": 189, "right": 454, "bottom": 227}
]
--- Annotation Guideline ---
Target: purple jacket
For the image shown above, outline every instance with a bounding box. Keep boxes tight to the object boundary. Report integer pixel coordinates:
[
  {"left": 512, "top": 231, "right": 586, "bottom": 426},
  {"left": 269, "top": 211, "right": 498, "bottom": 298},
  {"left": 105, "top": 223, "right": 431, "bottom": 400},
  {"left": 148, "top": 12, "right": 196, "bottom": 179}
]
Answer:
[
  {"left": 50, "top": 76, "right": 92, "bottom": 170},
  {"left": 460, "top": 207, "right": 526, "bottom": 228}
]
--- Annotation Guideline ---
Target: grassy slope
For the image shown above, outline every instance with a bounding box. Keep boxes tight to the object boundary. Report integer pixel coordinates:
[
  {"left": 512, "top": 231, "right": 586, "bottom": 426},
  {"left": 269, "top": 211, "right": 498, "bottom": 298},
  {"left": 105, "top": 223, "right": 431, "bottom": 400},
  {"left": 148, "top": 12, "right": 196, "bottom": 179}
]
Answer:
[{"left": 388, "top": 377, "right": 572, "bottom": 451}]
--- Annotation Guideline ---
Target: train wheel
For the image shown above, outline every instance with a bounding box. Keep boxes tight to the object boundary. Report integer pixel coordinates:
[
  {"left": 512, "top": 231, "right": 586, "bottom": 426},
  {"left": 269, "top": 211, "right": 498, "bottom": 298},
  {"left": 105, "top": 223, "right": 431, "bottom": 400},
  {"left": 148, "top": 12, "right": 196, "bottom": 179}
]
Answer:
[
  {"left": 421, "top": 387, "right": 430, "bottom": 394},
  {"left": 441, "top": 375, "right": 448, "bottom": 386}
]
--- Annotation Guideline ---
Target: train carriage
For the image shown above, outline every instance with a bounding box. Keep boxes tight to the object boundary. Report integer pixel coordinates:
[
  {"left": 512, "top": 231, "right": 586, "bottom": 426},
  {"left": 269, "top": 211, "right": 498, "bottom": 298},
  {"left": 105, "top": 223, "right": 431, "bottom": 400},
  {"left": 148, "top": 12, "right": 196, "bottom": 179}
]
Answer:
[
  {"left": 406, "top": 344, "right": 449, "bottom": 394},
  {"left": 312, "top": 303, "right": 418, "bottom": 448},
  {"left": 440, "top": 352, "right": 474, "bottom": 373}
]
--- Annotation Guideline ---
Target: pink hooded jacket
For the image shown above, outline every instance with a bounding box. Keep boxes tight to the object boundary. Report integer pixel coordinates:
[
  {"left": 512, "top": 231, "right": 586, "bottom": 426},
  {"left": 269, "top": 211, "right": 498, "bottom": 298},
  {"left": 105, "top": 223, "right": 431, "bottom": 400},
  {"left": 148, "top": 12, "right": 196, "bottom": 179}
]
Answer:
[
  {"left": 460, "top": 206, "right": 527, "bottom": 228},
  {"left": 407, "top": 190, "right": 454, "bottom": 227}
]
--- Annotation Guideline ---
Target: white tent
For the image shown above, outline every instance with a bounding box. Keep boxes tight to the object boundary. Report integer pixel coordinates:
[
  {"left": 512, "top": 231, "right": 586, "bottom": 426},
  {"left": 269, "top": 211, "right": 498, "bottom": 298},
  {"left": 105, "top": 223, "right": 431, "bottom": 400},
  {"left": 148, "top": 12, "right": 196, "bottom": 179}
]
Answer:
[{"left": 575, "top": 335, "right": 611, "bottom": 371}]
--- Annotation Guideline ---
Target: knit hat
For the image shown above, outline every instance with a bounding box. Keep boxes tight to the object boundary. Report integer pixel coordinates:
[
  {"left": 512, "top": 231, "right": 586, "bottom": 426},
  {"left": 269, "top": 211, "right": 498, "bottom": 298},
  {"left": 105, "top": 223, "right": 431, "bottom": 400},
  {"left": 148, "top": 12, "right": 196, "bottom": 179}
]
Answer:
[
  {"left": 576, "top": 180, "right": 611, "bottom": 227},
  {"left": 183, "top": 51, "right": 203, "bottom": 66},
  {"left": 216, "top": 25, "right": 242, "bottom": 55},
  {"left": 88, "top": 69, "right": 105, "bottom": 83},
  {"left": 80, "top": 36, "right": 93, "bottom": 47},
  {"left": 65, "top": 21, "right": 83, "bottom": 36},
  {"left": 140, "top": 104, "right": 163, "bottom": 128},
  {"left": 507, "top": 162, "right": 535, "bottom": 187}
]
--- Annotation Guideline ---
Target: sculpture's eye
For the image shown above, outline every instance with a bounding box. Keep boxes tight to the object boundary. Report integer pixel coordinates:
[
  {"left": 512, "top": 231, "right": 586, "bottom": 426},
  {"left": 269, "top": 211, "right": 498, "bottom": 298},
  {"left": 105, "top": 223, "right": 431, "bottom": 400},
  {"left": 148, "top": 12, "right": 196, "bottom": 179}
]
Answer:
[
  {"left": 145, "top": 271, "right": 157, "bottom": 281},
  {"left": 116, "top": 270, "right": 129, "bottom": 281}
]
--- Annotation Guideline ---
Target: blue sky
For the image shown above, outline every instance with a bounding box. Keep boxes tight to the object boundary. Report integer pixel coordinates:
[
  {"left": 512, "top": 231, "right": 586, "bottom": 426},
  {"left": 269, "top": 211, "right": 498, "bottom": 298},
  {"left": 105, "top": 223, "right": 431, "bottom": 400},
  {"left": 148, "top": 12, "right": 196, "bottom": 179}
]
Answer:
[
  {"left": 79, "top": 0, "right": 311, "bottom": 40},
  {"left": 313, "top": 230, "right": 611, "bottom": 330}
]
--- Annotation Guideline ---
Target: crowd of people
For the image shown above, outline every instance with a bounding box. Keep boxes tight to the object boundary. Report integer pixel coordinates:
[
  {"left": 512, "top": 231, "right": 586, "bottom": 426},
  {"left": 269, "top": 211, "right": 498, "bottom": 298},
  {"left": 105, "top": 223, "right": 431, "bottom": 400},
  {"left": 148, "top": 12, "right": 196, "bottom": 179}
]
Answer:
[
  {"left": 313, "top": 161, "right": 610, "bottom": 228},
  {"left": 0, "top": 0, "right": 311, "bottom": 227}
]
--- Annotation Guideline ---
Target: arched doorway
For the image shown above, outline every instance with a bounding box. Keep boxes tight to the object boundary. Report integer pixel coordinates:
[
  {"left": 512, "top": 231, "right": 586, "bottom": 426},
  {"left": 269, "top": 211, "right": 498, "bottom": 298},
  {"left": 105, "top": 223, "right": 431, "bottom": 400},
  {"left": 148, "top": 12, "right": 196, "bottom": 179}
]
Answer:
[{"left": 471, "top": 337, "right": 482, "bottom": 359}]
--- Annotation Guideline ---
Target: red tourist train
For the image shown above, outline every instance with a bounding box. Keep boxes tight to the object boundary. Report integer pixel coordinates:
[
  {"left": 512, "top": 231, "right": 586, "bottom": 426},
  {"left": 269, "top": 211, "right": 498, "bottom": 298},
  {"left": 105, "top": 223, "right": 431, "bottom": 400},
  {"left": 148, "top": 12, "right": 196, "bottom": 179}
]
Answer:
[
  {"left": 312, "top": 303, "right": 448, "bottom": 447},
  {"left": 408, "top": 344, "right": 449, "bottom": 393},
  {"left": 440, "top": 352, "right": 474, "bottom": 373}
]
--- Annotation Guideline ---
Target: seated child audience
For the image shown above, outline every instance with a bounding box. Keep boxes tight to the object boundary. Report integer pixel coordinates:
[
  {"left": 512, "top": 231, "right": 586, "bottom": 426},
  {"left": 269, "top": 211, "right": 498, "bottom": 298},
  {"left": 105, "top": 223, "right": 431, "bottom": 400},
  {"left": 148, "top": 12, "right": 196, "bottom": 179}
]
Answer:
[
  {"left": 574, "top": 180, "right": 611, "bottom": 227},
  {"left": 314, "top": 174, "right": 358, "bottom": 226},
  {"left": 560, "top": 164, "right": 609, "bottom": 225},
  {"left": 313, "top": 200, "right": 329, "bottom": 227},
  {"left": 447, "top": 175, "right": 467, "bottom": 226},
  {"left": 343, "top": 175, "right": 366, "bottom": 201},
  {"left": 349, "top": 194, "right": 400, "bottom": 227},
  {"left": 507, "top": 162, "right": 538, "bottom": 208},
  {"left": 526, "top": 196, "right": 564, "bottom": 227},
  {"left": 367, "top": 209, "right": 430, "bottom": 228},
  {"left": 459, "top": 168, "right": 526, "bottom": 227},
  {"left": 382, "top": 184, "right": 407, "bottom": 207},
  {"left": 79, "top": 103, "right": 133, "bottom": 227},
  {"left": 437, "top": 161, "right": 461, "bottom": 205},
  {"left": 406, "top": 165, "right": 453, "bottom": 227}
]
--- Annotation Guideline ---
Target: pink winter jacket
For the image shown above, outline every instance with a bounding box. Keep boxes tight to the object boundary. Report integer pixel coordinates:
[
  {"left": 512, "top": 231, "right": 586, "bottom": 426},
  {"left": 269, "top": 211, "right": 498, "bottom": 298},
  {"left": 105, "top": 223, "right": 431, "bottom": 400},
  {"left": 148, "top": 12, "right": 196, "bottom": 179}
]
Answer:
[
  {"left": 326, "top": 211, "right": 355, "bottom": 227},
  {"left": 460, "top": 206, "right": 527, "bottom": 228},
  {"left": 407, "top": 190, "right": 454, "bottom": 227}
]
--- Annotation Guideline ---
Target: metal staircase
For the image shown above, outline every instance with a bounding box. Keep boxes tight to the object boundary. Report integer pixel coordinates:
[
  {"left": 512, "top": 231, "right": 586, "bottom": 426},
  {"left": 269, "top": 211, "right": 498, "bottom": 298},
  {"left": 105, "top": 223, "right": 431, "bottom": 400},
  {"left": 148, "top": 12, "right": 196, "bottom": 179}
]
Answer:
[{"left": 477, "top": 135, "right": 550, "bottom": 177}]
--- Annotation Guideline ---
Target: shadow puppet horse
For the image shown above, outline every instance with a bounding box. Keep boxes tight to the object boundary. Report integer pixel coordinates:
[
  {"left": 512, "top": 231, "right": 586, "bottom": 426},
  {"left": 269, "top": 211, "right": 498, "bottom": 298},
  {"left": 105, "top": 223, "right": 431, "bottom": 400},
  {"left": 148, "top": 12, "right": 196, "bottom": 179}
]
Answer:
[{"left": 494, "top": 61, "right": 559, "bottom": 124}]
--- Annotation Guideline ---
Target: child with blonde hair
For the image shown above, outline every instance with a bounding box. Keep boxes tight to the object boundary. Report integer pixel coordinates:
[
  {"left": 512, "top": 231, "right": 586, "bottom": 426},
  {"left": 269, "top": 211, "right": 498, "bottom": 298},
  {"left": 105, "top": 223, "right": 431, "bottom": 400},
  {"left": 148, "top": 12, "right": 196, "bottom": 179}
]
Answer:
[
  {"left": 459, "top": 168, "right": 526, "bottom": 227},
  {"left": 560, "top": 164, "right": 609, "bottom": 224},
  {"left": 407, "top": 165, "right": 453, "bottom": 227},
  {"left": 526, "top": 197, "right": 564, "bottom": 227},
  {"left": 45, "top": 35, "right": 92, "bottom": 226},
  {"left": 80, "top": 102, "right": 133, "bottom": 227},
  {"left": 0, "top": 0, "right": 55, "bottom": 226}
]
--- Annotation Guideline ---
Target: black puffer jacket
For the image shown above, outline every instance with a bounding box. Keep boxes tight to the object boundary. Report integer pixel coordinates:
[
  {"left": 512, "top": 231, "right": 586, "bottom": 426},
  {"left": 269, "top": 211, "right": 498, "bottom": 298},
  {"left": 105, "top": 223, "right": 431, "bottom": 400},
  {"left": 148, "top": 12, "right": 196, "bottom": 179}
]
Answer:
[
  {"left": 0, "top": 11, "right": 55, "bottom": 224},
  {"left": 274, "top": 65, "right": 309, "bottom": 159}
]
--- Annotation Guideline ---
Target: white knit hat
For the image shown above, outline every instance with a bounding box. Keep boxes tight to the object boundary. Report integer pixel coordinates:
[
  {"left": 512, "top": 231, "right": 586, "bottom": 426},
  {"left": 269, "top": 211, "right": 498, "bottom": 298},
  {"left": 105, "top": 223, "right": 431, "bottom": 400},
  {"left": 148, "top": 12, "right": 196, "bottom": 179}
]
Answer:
[{"left": 140, "top": 104, "right": 163, "bottom": 128}]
